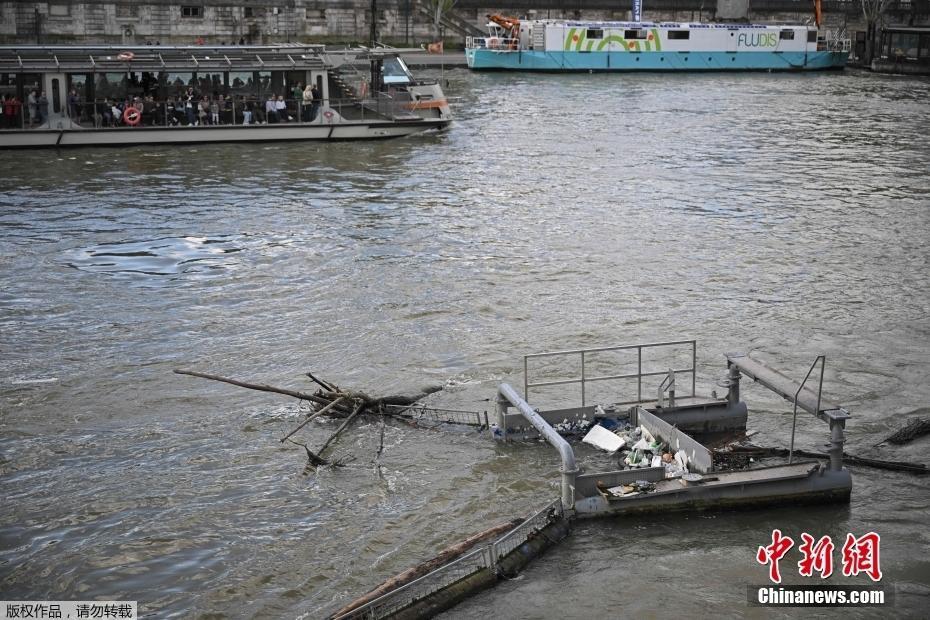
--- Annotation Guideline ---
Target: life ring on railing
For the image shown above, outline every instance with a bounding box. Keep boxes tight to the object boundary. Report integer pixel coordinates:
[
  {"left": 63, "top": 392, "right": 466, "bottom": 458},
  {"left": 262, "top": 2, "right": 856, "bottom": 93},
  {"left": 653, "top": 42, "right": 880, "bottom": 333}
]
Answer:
[
  {"left": 323, "top": 110, "right": 334, "bottom": 123},
  {"left": 122, "top": 106, "right": 141, "bottom": 126},
  {"left": 117, "top": 51, "right": 135, "bottom": 61}
]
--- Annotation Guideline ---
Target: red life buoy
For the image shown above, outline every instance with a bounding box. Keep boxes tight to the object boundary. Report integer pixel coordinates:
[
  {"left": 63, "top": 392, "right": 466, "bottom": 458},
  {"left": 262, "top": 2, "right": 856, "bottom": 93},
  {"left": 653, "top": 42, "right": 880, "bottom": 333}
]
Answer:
[
  {"left": 323, "top": 110, "right": 334, "bottom": 122},
  {"left": 117, "top": 51, "right": 135, "bottom": 61},
  {"left": 123, "top": 106, "right": 141, "bottom": 126}
]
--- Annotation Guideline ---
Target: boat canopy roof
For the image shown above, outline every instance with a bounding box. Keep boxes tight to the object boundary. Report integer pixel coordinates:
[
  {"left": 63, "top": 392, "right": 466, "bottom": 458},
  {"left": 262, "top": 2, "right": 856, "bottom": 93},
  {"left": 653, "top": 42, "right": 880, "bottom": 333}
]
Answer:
[{"left": 0, "top": 44, "right": 376, "bottom": 73}]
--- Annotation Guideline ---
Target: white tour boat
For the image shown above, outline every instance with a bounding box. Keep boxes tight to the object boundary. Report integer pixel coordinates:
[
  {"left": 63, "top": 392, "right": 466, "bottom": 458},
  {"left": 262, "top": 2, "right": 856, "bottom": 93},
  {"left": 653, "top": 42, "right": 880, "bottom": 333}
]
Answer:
[{"left": 0, "top": 44, "right": 451, "bottom": 148}]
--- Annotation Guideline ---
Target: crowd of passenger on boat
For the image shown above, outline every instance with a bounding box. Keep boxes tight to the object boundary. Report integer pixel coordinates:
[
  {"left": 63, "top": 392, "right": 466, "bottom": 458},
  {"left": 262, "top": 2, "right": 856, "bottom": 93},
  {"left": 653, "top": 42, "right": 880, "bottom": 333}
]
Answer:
[{"left": 0, "top": 79, "right": 326, "bottom": 130}]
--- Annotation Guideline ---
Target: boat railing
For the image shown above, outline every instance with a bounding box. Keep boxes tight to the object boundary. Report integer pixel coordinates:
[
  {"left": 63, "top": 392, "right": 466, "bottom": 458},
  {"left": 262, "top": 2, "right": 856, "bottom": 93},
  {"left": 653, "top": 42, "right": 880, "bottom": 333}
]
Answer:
[
  {"left": 524, "top": 339, "right": 698, "bottom": 410},
  {"left": 466, "top": 36, "right": 520, "bottom": 51},
  {"left": 0, "top": 94, "right": 402, "bottom": 131}
]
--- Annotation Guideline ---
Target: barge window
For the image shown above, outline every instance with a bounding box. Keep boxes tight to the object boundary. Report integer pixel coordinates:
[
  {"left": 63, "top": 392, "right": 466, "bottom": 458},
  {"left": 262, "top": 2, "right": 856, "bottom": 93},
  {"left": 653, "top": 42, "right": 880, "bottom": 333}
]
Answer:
[
  {"left": 586, "top": 29, "right": 604, "bottom": 40},
  {"left": 48, "top": 4, "right": 70, "bottom": 18},
  {"left": 808, "top": 30, "right": 817, "bottom": 43},
  {"left": 115, "top": 4, "right": 138, "bottom": 18},
  {"left": 624, "top": 30, "right": 648, "bottom": 40},
  {"left": 181, "top": 6, "right": 203, "bottom": 19},
  {"left": 668, "top": 31, "right": 690, "bottom": 40},
  {"left": 780, "top": 30, "right": 795, "bottom": 41}
]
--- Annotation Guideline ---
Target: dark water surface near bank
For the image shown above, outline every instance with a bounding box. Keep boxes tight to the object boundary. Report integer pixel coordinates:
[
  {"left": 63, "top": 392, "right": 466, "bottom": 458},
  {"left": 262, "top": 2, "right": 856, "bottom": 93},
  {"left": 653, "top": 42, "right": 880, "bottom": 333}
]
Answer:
[{"left": 2, "top": 70, "right": 929, "bottom": 617}]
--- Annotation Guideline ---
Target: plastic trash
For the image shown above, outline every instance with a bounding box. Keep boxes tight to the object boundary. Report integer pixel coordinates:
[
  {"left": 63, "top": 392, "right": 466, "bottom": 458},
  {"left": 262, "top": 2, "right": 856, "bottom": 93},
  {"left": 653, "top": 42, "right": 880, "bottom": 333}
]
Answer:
[
  {"left": 582, "top": 424, "right": 626, "bottom": 453},
  {"left": 651, "top": 455, "right": 663, "bottom": 468}
]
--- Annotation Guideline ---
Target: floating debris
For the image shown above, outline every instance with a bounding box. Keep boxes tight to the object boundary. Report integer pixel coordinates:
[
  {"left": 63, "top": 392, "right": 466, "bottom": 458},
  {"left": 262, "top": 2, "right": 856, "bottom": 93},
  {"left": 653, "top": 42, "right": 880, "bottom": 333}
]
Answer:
[{"left": 878, "top": 417, "right": 930, "bottom": 446}]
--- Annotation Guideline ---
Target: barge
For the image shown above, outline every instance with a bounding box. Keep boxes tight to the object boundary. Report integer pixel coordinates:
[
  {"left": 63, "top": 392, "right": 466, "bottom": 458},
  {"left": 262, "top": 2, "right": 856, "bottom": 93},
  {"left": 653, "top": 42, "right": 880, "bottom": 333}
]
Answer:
[
  {"left": 0, "top": 45, "right": 451, "bottom": 148},
  {"left": 466, "top": 14, "right": 850, "bottom": 72},
  {"left": 493, "top": 340, "right": 852, "bottom": 517}
]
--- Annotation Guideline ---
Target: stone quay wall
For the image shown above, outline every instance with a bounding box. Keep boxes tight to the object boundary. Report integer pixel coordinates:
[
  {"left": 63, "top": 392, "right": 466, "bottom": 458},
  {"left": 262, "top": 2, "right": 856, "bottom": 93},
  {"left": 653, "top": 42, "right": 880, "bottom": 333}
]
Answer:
[{"left": 0, "top": 1, "right": 876, "bottom": 45}]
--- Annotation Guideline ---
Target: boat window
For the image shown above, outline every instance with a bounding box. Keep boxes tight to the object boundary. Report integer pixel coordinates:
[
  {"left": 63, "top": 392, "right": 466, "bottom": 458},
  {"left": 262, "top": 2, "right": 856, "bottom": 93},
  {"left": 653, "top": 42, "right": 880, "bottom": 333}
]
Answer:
[
  {"left": 586, "top": 29, "right": 604, "bottom": 40},
  {"left": 228, "top": 71, "right": 256, "bottom": 97},
  {"left": 197, "top": 72, "right": 226, "bottom": 96},
  {"left": 181, "top": 6, "right": 203, "bottom": 19},
  {"left": 624, "top": 30, "right": 648, "bottom": 40},
  {"left": 51, "top": 78, "right": 62, "bottom": 113},
  {"left": 255, "top": 71, "right": 285, "bottom": 96},
  {"left": 668, "top": 30, "right": 690, "bottom": 40},
  {"left": 21, "top": 74, "right": 41, "bottom": 103},
  {"left": 94, "top": 72, "right": 129, "bottom": 100},
  {"left": 807, "top": 30, "right": 817, "bottom": 43},
  {"left": 780, "top": 30, "right": 795, "bottom": 41},
  {"left": 163, "top": 72, "right": 195, "bottom": 97},
  {"left": 68, "top": 74, "right": 91, "bottom": 105},
  {"left": 0, "top": 74, "right": 16, "bottom": 100},
  {"left": 382, "top": 56, "right": 412, "bottom": 85}
]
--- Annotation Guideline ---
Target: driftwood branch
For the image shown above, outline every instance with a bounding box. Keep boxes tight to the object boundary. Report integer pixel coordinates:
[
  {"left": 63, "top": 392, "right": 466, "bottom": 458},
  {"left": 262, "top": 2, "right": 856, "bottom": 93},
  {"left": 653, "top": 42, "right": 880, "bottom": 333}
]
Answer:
[
  {"left": 330, "top": 518, "right": 523, "bottom": 619},
  {"left": 174, "top": 369, "right": 336, "bottom": 409},
  {"left": 320, "top": 401, "right": 364, "bottom": 456},
  {"left": 280, "top": 397, "right": 346, "bottom": 443},
  {"left": 286, "top": 438, "right": 331, "bottom": 467},
  {"left": 306, "top": 371, "right": 337, "bottom": 392},
  {"left": 876, "top": 417, "right": 930, "bottom": 446}
]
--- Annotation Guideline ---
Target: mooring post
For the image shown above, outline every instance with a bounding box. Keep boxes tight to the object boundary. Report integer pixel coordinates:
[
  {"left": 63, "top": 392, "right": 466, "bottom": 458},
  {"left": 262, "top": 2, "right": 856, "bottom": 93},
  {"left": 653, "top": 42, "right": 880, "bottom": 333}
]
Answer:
[
  {"left": 829, "top": 418, "right": 846, "bottom": 471},
  {"left": 727, "top": 362, "right": 741, "bottom": 406},
  {"left": 495, "top": 391, "right": 508, "bottom": 441}
]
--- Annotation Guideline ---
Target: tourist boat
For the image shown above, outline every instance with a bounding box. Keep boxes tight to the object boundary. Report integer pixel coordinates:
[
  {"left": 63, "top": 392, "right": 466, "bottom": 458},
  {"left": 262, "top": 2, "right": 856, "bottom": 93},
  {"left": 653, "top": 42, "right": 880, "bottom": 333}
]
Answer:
[
  {"left": 0, "top": 44, "right": 451, "bottom": 148},
  {"left": 466, "top": 13, "right": 851, "bottom": 72},
  {"left": 492, "top": 340, "right": 852, "bottom": 517}
]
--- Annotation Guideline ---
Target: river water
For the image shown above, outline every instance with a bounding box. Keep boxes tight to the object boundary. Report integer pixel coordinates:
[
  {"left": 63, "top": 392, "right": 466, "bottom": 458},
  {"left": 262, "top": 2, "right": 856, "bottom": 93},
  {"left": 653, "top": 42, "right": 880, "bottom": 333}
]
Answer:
[{"left": 1, "top": 68, "right": 929, "bottom": 618}]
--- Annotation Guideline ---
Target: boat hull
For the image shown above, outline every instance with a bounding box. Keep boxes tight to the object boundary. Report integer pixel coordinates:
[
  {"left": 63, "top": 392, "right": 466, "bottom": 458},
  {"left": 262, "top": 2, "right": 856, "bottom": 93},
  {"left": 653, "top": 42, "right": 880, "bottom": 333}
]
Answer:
[
  {"left": 466, "top": 49, "right": 848, "bottom": 72},
  {"left": 0, "top": 119, "right": 450, "bottom": 149}
]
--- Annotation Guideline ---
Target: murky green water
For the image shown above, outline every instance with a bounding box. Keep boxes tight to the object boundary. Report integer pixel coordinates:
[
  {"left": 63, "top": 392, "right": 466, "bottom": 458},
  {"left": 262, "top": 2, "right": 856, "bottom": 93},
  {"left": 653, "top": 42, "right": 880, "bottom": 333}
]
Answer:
[{"left": 2, "top": 68, "right": 929, "bottom": 618}]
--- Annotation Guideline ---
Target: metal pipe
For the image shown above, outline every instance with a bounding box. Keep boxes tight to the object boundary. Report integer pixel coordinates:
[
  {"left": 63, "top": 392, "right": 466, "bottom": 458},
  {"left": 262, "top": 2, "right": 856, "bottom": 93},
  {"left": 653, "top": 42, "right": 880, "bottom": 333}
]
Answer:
[
  {"left": 691, "top": 340, "right": 696, "bottom": 398},
  {"left": 498, "top": 383, "right": 577, "bottom": 509},
  {"left": 580, "top": 350, "right": 586, "bottom": 409}
]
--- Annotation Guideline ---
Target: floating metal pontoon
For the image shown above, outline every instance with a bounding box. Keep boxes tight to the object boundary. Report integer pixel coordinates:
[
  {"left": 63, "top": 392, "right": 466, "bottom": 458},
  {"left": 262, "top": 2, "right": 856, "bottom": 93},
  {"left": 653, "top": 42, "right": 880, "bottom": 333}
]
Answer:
[{"left": 494, "top": 340, "right": 852, "bottom": 517}]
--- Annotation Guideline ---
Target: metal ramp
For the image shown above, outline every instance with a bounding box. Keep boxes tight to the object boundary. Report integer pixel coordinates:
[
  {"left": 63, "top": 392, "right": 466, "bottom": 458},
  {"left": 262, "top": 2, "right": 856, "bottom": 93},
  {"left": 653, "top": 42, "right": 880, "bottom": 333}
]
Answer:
[
  {"left": 725, "top": 353, "right": 850, "bottom": 423},
  {"left": 725, "top": 352, "right": 850, "bottom": 471}
]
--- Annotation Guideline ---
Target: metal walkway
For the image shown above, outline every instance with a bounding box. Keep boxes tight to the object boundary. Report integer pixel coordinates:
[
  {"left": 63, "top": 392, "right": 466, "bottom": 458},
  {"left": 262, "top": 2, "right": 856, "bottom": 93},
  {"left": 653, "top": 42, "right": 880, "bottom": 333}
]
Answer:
[{"left": 726, "top": 352, "right": 850, "bottom": 423}]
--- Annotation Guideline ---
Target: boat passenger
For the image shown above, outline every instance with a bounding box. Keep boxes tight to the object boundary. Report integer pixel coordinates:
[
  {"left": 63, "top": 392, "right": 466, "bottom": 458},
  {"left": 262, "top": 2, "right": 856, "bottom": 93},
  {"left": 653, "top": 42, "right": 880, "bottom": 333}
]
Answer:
[
  {"left": 37, "top": 92, "right": 49, "bottom": 126},
  {"left": 310, "top": 84, "right": 321, "bottom": 122},
  {"left": 198, "top": 97, "right": 209, "bottom": 125},
  {"left": 265, "top": 94, "right": 277, "bottom": 124},
  {"left": 27, "top": 90, "right": 37, "bottom": 126},
  {"left": 184, "top": 94, "right": 196, "bottom": 126},
  {"left": 210, "top": 97, "right": 220, "bottom": 125},
  {"left": 67, "top": 90, "right": 79, "bottom": 121},
  {"left": 302, "top": 85, "right": 313, "bottom": 121},
  {"left": 276, "top": 95, "right": 288, "bottom": 122},
  {"left": 242, "top": 98, "right": 252, "bottom": 125}
]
